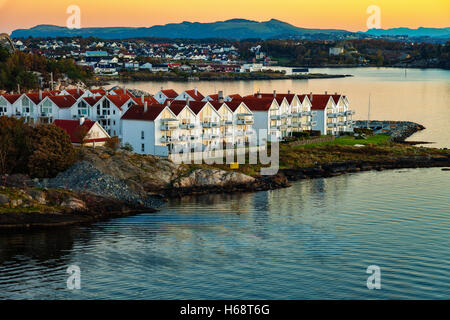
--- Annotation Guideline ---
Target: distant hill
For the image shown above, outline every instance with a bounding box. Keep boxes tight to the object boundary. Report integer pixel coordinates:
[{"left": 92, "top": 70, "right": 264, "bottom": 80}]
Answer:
[
  {"left": 10, "top": 20, "right": 449, "bottom": 40},
  {"left": 364, "top": 27, "right": 450, "bottom": 39},
  {"left": 10, "top": 19, "right": 350, "bottom": 40}
]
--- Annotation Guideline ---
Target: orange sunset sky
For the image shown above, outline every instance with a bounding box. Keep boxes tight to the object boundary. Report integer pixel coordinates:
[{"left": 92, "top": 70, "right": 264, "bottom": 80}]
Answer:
[{"left": 0, "top": 0, "right": 449, "bottom": 34}]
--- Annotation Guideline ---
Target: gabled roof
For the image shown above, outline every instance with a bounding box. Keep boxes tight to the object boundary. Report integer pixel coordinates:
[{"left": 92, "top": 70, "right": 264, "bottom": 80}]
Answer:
[
  {"left": 169, "top": 100, "right": 208, "bottom": 115},
  {"left": 25, "top": 92, "right": 54, "bottom": 105},
  {"left": 82, "top": 96, "right": 104, "bottom": 107},
  {"left": 121, "top": 104, "right": 166, "bottom": 121},
  {"left": 89, "top": 88, "right": 107, "bottom": 95},
  {"left": 310, "top": 95, "right": 334, "bottom": 110},
  {"left": 241, "top": 97, "right": 275, "bottom": 111},
  {"left": 65, "top": 88, "right": 85, "bottom": 99},
  {"left": 2, "top": 94, "right": 22, "bottom": 104},
  {"left": 160, "top": 89, "right": 178, "bottom": 99},
  {"left": 112, "top": 89, "right": 135, "bottom": 98},
  {"left": 48, "top": 95, "right": 77, "bottom": 109},
  {"left": 185, "top": 89, "right": 205, "bottom": 101},
  {"left": 227, "top": 94, "right": 243, "bottom": 100},
  {"left": 168, "top": 102, "right": 193, "bottom": 116},
  {"left": 223, "top": 101, "right": 249, "bottom": 113},
  {"left": 53, "top": 119, "right": 108, "bottom": 143},
  {"left": 132, "top": 96, "right": 159, "bottom": 105},
  {"left": 105, "top": 94, "right": 133, "bottom": 110}
]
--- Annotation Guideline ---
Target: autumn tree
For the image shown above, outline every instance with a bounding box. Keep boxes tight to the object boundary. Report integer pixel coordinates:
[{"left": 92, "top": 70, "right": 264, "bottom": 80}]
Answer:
[{"left": 27, "top": 124, "right": 77, "bottom": 178}]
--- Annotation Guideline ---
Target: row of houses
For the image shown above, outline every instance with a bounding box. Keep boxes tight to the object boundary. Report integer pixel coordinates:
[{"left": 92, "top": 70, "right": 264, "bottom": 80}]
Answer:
[{"left": 0, "top": 88, "right": 355, "bottom": 156}]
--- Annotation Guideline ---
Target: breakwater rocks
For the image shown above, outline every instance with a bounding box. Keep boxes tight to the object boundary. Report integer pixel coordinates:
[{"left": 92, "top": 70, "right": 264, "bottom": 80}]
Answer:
[
  {"left": 45, "top": 161, "right": 164, "bottom": 209},
  {"left": 280, "top": 154, "right": 450, "bottom": 181},
  {"left": 355, "top": 120, "right": 425, "bottom": 142}
]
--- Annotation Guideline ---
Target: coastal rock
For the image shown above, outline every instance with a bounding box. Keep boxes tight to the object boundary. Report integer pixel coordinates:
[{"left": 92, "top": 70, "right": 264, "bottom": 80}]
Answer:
[
  {"left": 61, "top": 197, "right": 87, "bottom": 211},
  {"left": 174, "top": 169, "right": 255, "bottom": 188},
  {"left": 26, "top": 189, "right": 47, "bottom": 205}
]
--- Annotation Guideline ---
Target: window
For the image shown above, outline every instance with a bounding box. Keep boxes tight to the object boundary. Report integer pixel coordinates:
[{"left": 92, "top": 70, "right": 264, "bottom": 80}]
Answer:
[
  {"left": 141, "top": 144, "right": 145, "bottom": 152},
  {"left": 113, "top": 120, "right": 116, "bottom": 125},
  {"left": 41, "top": 100, "right": 53, "bottom": 114},
  {"left": 141, "top": 131, "right": 145, "bottom": 140}
]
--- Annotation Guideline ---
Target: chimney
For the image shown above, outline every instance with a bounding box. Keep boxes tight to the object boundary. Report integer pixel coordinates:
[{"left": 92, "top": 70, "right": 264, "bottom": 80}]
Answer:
[
  {"left": 141, "top": 95, "right": 145, "bottom": 104},
  {"left": 325, "top": 91, "right": 328, "bottom": 95},
  {"left": 288, "top": 90, "right": 291, "bottom": 95},
  {"left": 273, "top": 90, "right": 277, "bottom": 98},
  {"left": 186, "top": 98, "right": 190, "bottom": 106},
  {"left": 144, "top": 101, "right": 148, "bottom": 113},
  {"left": 39, "top": 89, "right": 42, "bottom": 101},
  {"left": 195, "top": 87, "right": 198, "bottom": 96},
  {"left": 80, "top": 116, "right": 85, "bottom": 126},
  {"left": 310, "top": 92, "right": 313, "bottom": 102},
  {"left": 218, "top": 91, "right": 224, "bottom": 103},
  {"left": 77, "top": 86, "right": 80, "bottom": 95},
  {"left": 123, "top": 87, "right": 126, "bottom": 95},
  {"left": 257, "top": 90, "right": 261, "bottom": 99},
  {"left": 167, "top": 100, "right": 171, "bottom": 107}
]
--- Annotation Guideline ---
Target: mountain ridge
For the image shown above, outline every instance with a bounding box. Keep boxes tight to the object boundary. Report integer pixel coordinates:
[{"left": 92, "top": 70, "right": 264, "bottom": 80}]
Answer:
[{"left": 10, "top": 19, "right": 450, "bottom": 40}]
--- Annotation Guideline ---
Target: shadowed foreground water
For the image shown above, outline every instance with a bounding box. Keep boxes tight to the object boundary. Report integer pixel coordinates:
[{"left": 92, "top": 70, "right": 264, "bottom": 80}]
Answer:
[{"left": 0, "top": 168, "right": 449, "bottom": 300}]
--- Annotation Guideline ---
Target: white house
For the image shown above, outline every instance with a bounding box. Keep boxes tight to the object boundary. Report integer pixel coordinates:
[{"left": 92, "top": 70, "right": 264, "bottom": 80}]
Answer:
[
  {"left": 53, "top": 118, "right": 110, "bottom": 147},
  {"left": 154, "top": 89, "right": 179, "bottom": 104},
  {"left": 175, "top": 89, "right": 205, "bottom": 102}
]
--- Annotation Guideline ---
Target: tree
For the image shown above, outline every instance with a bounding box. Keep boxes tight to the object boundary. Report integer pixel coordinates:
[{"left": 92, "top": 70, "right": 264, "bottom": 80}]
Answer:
[
  {"left": 27, "top": 124, "right": 77, "bottom": 178},
  {"left": 0, "top": 116, "right": 33, "bottom": 175}
]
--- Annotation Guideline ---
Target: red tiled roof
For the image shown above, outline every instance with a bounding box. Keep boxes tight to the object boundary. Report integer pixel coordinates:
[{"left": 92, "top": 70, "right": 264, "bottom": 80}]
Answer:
[
  {"left": 113, "top": 89, "right": 135, "bottom": 98},
  {"left": 160, "top": 89, "right": 178, "bottom": 99},
  {"left": 241, "top": 97, "right": 274, "bottom": 111},
  {"left": 82, "top": 96, "right": 103, "bottom": 107},
  {"left": 121, "top": 104, "right": 166, "bottom": 121},
  {"left": 228, "top": 94, "right": 243, "bottom": 100},
  {"left": 26, "top": 92, "right": 54, "bottom": 105},
  {"left": 90, "top": 89, "right": 106, "bottom": 95},
  {"left": 310, "top": 95, "right": 333, "bottom": 110},
  {"left": 169, "top": 100, "right": 207, "bottom": 115},
  {"left": 106, "top": 94, "right": 133, "bottom": 110},
  {"left": 223, "top": 101, "right": 246, "bottom": 112},
  {"left": 53, "top": 119, "right": 105, "bottom": 143},
  {"left": 185, "top": 89, "right": 205, "bottom": 101},
  {"left": 48, "top": 95, "right": 77, "bottom": 109},
  {"left": 168, "top": 103, "right": 188, "bottom": 116},
  {"left": 65, "top": 88, "right": 85, "bottom": 99},
  {"left": 2, "top": 94, "right": 22, "bottom": 104},
  {"left": 132, "top": 96, "right": 159, "bottom": 105}
]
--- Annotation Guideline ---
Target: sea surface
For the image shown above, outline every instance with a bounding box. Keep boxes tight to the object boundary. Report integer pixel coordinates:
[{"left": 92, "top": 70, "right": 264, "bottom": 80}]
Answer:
[
  {"left": 1, "top": 168, "right": 449, "bottom": 300},
  {"left": 109, "top": 67, "right": 450, "bottom": 148}
]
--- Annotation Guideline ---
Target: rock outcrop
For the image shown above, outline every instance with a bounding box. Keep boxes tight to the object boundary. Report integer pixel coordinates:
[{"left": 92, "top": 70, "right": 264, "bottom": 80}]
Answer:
[{"left": 173, "top": 169, "right": 255, "bottom": 188}]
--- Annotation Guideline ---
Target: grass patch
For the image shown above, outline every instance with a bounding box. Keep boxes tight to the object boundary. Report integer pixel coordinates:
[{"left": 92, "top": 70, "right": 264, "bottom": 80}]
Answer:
[{"left": 295, "top": 134, "right": 391, "bottom": 149}]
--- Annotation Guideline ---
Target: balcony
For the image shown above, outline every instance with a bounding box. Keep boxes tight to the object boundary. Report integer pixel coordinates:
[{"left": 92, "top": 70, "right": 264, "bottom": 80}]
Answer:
[
  {"left": 328, "top": 113, "right": 338, "bottom": 118},
  {"left": 345, "top": 110, "right": 356, "bottom": 116},
  {"left": 160, "top": 137, "right": 173, "bottom": 143},
  {"left": 202, "top": 121, "right": 220, "bottom": 128},
  {"left": 221, "top": 120, "right": 234, "bottom": 126},
  {"left": 161, "top": 124, "right": 179, "bottom": 131},
  {"left": 237, "top": 119, "right": 254, "bottom": 125},
  {"left": 180, "top": 123, "right": 196, "bottom": 130},
  {"left": 327, "top": 122, "right": 338, "bottom": 128},
  {"left": 270, "top": 124, "right": 280, "bottom": 130},
  {"left": 270, "top": 115, "right": 281, "bottom": 120},
  {"left": 338, "top": 121, "right": 346, "bottom": 126},
  {"left": 292, "top": 122, "right": 302, "bottom": 128}
]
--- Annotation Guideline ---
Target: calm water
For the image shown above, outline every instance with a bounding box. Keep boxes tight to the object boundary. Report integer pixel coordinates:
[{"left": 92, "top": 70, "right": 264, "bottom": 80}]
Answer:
[
  {"left": 1, "top": 168, "right": 449, "bottom": 300},
  {"left": 110, "top": 67, "right": 450, "bottom": 148}
]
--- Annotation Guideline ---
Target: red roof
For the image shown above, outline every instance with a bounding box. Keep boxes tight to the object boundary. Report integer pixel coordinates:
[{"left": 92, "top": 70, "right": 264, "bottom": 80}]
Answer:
[
  {"left": 185, "top": 89, "right": 205, "bottom": 101},
  {"left": 2, "top": 94, "right": 22, "bottom": 104},
  {"left": 168, "top": 103, "right": 188, "bottom": 116},
  {"left": 121, "top": 104, "right": 166, "bottom": 121},
  {"left": 224, "top": 101, "right": 246, "bottom": 112},
  {"left": 132, "top": 96, "right": 159, "bottom": 105},
  {"left": 26, "top": 92, "right": 54, "bottom": 105},
  {"left": 112, "top": 89, "right": 135, "bottom": 98},
  {"left": 310, "top": 95, "right": 333, "bottom": 110},
  {"left": 89, "top": 89, "right": 106, "bottom": 95},
  {"left": 65, "top": 88, "right": 85, "bottom": 99},
  {"left": 228, "top": 94, "right": 243, "bottom": 100},
  {"left": 82, "top": 96, "right": 103, "bottom": 107},
  {"left": 53, "top": 119, "right": 106, "bottom": 143},
  {"left": 106, "top": 94, "right": 133, "bottom": 110},
  {"left": 48, "top": 95, "right": 77, "bottom": 109},
  {"left": 241, "top": 97, "right": 274, "bottom": 111},
  {"left": 169, "top": 100, "right": 207, "bottom": 115},
  {"left": 160, "top": 89, "right": 178, "bottom": 99}
]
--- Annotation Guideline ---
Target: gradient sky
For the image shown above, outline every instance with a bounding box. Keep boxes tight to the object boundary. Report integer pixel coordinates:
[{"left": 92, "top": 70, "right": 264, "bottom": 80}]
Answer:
[{"left": 0, "top": 0, "right": 449, "bottom": 34}]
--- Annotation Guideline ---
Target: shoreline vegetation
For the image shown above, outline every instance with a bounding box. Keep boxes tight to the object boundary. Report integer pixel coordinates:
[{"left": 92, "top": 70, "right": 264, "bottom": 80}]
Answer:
[
  {"left": 1, "top": 121, "right": 450, "bottom": 230},
  {"left": 87, "top": 71, "right": 352, "bottom": 86}
]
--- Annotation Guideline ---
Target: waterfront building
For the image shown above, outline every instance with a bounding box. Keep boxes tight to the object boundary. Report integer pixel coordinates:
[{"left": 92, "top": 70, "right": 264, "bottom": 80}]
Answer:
[{"left": 53, "top": 118, "right": 110, "bottom": 147}]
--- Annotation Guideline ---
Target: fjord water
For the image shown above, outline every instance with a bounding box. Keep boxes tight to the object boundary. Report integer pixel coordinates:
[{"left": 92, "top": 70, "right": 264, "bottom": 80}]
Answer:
[
  {"left": 1, "top": 168, "right": 450, "bottom": 300},
  {"left": 110, "top": 67, "right": 450, "bottom": 148}
]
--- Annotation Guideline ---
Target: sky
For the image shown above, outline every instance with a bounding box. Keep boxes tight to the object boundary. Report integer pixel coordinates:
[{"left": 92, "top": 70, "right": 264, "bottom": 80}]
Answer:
[{"left": 0, "top": 0, "right": 449, "bottom": 34}]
